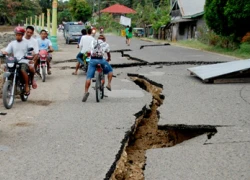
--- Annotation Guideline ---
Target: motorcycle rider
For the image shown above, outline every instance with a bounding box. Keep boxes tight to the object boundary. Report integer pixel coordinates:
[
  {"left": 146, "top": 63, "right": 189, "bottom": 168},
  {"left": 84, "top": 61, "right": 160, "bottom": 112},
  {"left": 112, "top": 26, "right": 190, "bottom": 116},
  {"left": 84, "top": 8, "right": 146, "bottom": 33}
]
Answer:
[
  {"left": 100, "top": 27, "right": 104, "bottom": 34},
  {"left": 73, "top": 29, "right": 87, "bottom": 75},
  {"left": 24, "top": 26, "right": 39, "bottom": 89},
  {"left": 37, "top": 29, "right": 54, "bottom": 75},
  {"left": 91, "top": 27, "right": 96, "bottom": 37},
  {"left": 72, "top": 28, "right": 94, "bottom": 75},
  {"left": 82, "top": 35, "right": 113, "bottom": 102},
  {"left": 1, "top": 27, "right": 37, "bottom": 95}
]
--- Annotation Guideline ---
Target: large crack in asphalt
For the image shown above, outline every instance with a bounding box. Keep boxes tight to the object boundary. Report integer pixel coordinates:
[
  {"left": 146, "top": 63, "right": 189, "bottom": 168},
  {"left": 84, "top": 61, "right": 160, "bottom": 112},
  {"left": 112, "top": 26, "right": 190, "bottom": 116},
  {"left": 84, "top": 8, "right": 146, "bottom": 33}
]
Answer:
[
  {"left": 53, "top": 49, "right": 226, "bottom": 69},
  {"left": 52, "top": 49, "right": 223, "bottom": 179},
  {"left": 104, "top": 74, "right": 218, "bottom": 180}
]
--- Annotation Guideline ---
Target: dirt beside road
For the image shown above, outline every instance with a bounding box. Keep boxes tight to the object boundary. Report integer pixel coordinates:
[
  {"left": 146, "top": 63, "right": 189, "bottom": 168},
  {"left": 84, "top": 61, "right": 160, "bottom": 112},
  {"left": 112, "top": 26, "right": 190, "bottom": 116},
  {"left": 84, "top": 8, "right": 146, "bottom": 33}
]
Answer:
[
  {"left": 0, "top": 26, "right": 15, "bottom": 97},
  {"left": 0, "top": 26, "right": 15, "bottom": 32}
]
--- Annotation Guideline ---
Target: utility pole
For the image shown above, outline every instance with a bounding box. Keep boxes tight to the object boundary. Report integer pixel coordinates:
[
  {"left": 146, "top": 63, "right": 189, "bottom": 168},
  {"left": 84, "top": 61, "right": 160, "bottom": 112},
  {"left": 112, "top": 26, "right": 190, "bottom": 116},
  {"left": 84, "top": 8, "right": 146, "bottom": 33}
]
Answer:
[
  {"left": 51, "top": 0, "right": 58, "bottom": 50},
  {"left": 92, "top": 0, "right": 95, "bottom": 15},
  {"left": 35, "top": 15, "right": 37, "bottom": 29},
  {"left": 47, "top": 9, "right": 51, "bottom": 35},
  {"left": 30, "top": 16, "right": 32, "bottom": 25},
  {"left": 98, "top": 0, "right": 101, "bottom": 23},
  {"left": 42, "top": 13, "right": 45, "bottom": 30}
]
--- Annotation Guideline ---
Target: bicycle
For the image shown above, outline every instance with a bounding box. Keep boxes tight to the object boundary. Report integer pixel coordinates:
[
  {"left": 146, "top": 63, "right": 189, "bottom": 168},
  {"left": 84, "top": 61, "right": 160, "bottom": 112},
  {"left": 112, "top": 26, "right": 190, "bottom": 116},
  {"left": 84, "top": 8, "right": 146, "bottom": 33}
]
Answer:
[{"left": 93, "top": 64, "right": 104, "bottom": 102}]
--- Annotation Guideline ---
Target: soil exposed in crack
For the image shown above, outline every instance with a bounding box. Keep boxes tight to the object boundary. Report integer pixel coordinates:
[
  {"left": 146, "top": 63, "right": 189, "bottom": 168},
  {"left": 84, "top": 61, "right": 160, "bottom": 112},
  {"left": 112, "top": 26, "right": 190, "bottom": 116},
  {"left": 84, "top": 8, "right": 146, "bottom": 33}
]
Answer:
[{"left": 105, "top": 74, "right": 217, "bottom": 180}]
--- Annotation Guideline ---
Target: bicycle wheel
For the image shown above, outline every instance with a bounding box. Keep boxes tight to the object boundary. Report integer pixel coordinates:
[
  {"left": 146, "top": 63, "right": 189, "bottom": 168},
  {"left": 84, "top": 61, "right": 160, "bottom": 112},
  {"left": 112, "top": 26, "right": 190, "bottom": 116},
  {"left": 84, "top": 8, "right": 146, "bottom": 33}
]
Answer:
[
  {"left": 100, "top": 73, "right": 104, "bottom": 99},
  {"left": 95, "top": 72, "right": 101, "bottom": 102}
]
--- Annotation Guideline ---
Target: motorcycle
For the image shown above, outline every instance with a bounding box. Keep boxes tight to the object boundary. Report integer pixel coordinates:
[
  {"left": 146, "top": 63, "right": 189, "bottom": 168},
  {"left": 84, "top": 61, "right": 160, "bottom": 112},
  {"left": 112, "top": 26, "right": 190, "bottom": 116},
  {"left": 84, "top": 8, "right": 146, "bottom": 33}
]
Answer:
[
  {"left": 0, "top": 48, "right": 34, "bottom": 109},
  {"left": 80, "top": 52, "right": 90, "bottom": 72},
  {"left": 37, "top": 50, "right": 52, "bottom": 82}
]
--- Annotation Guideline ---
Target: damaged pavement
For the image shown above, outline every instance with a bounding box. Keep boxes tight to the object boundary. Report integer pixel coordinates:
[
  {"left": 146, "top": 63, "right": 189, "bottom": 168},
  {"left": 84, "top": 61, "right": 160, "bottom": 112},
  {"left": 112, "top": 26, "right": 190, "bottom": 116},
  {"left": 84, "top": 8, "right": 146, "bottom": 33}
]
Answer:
[{"left": 0, "top": 32, "right": 249, "bottom": 180}]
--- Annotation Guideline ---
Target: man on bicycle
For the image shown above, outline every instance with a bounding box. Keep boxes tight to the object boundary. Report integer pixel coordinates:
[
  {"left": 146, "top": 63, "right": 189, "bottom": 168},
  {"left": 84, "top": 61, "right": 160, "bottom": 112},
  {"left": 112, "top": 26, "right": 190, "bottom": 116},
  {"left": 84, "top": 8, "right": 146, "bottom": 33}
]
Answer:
[
  {"left": 72, "top": 28, "right": 94, "bottom": 75},
  {"left": 1, "top": 27, "right": 36, "bottom": 95},
  {"left": 82, "top": 35, "right": 113, "bottom": 102}
]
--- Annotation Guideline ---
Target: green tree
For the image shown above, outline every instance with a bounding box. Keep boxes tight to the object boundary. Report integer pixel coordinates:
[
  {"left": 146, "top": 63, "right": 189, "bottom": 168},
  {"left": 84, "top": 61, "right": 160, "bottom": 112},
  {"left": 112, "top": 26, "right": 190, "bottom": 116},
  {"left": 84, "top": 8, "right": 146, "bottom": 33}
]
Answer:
[
  {"left": 58, "top": 9, "right": 72, "bottom": 23},
  {"left": 39, "top": 0, "right": 52, "bottom": 17},
  {"left": 129, "top": 1, "right": 155, "bottom": 28},
  {"left": 0, "top": 0, "right": 42, "bottom": 25},
  {"left": 57, "top": 0, "right": 72, "bottom": 23},
  {"left": 205, "top": 0, "right": 250, "bottom": 41},
  {"left": 69, "top": 0, "right": 92, "bottom": 22},
  {"left": 151, "top": 0, "right": 170, "bottom": 31}
]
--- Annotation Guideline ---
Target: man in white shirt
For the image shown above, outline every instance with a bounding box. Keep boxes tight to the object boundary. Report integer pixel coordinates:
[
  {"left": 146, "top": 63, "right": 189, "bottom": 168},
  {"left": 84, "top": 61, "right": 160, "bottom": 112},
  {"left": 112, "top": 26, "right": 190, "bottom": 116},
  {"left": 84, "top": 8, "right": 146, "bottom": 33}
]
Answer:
[
  {"left": 72, "top": 29, "right": 95, "bottom": 75},
  {"left": 82, "top": 35, "right": 113, "bottom": 102},
  {"left": 23, "top": 26, "right": 39, "bottom": 89},
  {"left": 1, "top": 27, "right": 36, "bottom": 95}
]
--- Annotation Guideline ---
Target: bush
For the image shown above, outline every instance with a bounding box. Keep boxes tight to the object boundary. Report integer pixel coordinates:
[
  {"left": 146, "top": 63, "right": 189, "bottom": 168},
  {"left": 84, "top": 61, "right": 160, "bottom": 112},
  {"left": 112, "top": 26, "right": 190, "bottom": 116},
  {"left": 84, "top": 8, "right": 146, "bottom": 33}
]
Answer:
[
  {"left": 205, "top": 0, "right": 250, "bottom": 41},
  {"left": 238, "top": 43, "right": 250, "bottom": 53},
  {"left": 242, "top": 32, "right": 250, "bottom": 43},
  {"left": 197, "top": 25, "right": 239, "bottom": 49}
]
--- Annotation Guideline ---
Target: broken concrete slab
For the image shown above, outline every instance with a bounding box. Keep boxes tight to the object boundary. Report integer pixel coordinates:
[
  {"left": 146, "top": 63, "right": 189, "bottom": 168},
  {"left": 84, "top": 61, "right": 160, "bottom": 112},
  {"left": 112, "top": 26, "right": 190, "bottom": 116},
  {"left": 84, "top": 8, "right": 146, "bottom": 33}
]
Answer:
[
  {"left": 188, "top": 59, "right": 250, "bottom": 82},
  {"left": 125, "top": 46, "right": 237, "bottom": 63},
  {"left": 205, "top": 126, "right": 250, "bottom": 145},
  {"left": 145, "top": 143, "right": 250, "bottom": 180},
  {"left": 125, "top": 65, "right": 250, "bottom": 126}
]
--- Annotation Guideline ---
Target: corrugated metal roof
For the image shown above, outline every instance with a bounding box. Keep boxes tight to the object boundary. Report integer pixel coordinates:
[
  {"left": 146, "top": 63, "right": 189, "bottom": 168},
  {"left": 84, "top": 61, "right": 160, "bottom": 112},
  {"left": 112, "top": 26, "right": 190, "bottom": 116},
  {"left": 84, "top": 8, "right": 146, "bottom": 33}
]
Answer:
[
  {"left": 171, "top": 16, "right": 194, "bottom": 23},
  {"left": 178, "top": 0, "right": 205, "bottom": 17},
  {"left": 100, "top": 4, "right": 136, "bottom": 14},
  {"left": 187, "top": 59, "right": 250, "bottom": 81}
]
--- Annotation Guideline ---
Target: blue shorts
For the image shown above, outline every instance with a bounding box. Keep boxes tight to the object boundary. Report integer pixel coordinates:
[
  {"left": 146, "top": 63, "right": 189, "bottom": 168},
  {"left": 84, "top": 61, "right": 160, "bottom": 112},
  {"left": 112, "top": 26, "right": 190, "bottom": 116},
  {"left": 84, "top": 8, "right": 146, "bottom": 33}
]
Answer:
[{"left": 86, "top": 59, "right": 113, "bottom": 80}]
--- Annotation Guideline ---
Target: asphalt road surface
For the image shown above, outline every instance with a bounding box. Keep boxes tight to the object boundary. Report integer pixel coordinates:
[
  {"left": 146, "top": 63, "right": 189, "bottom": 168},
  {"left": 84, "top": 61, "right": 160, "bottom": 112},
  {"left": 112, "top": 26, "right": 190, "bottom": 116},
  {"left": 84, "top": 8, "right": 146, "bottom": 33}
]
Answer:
[{"left": 0, "top": 31, "right": 249, "bottom": 180}]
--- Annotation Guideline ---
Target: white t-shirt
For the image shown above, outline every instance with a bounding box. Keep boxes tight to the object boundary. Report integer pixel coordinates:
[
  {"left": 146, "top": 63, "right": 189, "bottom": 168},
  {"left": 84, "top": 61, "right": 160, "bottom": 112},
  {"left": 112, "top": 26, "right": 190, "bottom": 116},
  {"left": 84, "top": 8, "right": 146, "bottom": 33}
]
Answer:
[
  {"left": 91, "top": 39, "right": 110, "bottom": 57},
  {"left": 79, "top": 35, "right": 95, "bottom": 53},
  {"left": 23, "top": 36, "right": 39, "bottom": 54},
  {"left": 5, "top": 39, "right": 32, "bottom": 60}
]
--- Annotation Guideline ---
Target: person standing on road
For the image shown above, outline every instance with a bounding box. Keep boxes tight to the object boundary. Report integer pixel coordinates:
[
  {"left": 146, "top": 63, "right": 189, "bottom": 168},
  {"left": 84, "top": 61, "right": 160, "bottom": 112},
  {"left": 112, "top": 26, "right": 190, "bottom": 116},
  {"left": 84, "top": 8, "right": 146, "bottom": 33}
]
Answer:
[
  {"left": 82, "top": 35, "right": 113, "bottom": 102},
  {"left": 125, "top": 25, "right": 129, "bottom": 45},
  {"left": 72, "top": 29, "right": 94, "bottom": 75},
  {"left": 126, "top": 27, "right": 133, "bottom": 46}
]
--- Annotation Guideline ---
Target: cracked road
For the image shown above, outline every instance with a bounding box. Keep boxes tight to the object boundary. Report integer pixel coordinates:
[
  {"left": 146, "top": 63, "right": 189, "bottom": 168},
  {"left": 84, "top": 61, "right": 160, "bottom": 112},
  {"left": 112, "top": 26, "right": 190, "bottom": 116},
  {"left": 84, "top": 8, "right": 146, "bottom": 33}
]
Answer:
[{"left": 0, "top": 32, "right": 250, "bottom": 180}]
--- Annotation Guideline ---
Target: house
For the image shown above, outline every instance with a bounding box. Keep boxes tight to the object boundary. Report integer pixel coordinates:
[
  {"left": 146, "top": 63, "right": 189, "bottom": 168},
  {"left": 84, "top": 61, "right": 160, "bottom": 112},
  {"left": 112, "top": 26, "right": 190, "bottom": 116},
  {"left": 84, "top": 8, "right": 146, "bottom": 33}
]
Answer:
[{"left": 168, "top": 0, "right": 206, "bottom": 41}]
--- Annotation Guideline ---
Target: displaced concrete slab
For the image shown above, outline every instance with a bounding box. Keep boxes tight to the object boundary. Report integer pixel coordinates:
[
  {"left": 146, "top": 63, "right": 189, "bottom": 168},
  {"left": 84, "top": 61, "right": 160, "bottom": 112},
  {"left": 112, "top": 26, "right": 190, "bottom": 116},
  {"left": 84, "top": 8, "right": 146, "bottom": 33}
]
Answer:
[
  {"left": 125, "top": 46, "right": 236, "bottom": 63},
  {"left": 205, "top": 126, "right": 250, "bottom": 144},
  {"left": 145, "top": 143, "right": 250, "bottom": 180},
  {"left": 123, "top": 65, "right": 250, "bottom": 126},
  {"left": 188, "top": 59, "right": 250, "bottom": 81}
]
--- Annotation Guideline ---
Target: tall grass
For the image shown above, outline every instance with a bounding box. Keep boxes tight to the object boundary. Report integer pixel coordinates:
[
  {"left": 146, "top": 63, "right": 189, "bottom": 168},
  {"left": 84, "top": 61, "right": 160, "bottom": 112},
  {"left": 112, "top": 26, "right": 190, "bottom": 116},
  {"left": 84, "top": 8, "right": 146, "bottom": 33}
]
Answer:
[{"left": 176, "top": 40, "right": 250, "bottom": 59}]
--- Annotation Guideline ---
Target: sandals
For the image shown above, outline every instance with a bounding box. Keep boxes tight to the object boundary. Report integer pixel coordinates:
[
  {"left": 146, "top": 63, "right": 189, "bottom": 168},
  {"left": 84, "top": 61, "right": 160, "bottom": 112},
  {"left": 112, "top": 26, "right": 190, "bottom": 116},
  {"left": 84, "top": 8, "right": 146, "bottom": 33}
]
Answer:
[
  {"left": 32, "top": 80, "right": 37, "bottom": 89},
  {"left": 72, "top": 72, "right": 77, "bottom": 75},
  {"left": 106, "top": 85, "right": 111, "bottom": 91},
  {"left": 82, "top": 92, "right": 90, "bottom": 102},
  {"left": 24, "top": 88, "right": 30, "bottom": 96}
]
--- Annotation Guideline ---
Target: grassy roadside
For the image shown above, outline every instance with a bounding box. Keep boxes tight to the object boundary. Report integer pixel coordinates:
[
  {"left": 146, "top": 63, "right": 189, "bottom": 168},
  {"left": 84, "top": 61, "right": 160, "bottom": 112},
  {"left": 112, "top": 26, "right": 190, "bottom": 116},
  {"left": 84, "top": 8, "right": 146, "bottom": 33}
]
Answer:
[{"left": 138, "top": 37, "right": 250, "bottom": 59}]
